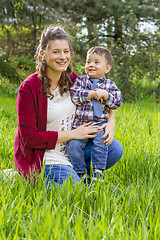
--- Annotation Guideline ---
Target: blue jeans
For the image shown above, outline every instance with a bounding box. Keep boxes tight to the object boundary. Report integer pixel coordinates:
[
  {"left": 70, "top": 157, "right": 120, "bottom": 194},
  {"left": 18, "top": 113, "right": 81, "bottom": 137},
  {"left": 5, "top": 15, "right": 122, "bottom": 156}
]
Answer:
[
  {"left": 67, "top": 127, "right": 108, "bottom": 174},
  {"left": 44, "top": 139, "right": 123, "bottom": 186},
  {"left": 85, "top": 139, "right": 123, "bottom": 171},
  {"left": 44, "top": 164, "right": 80, "bottom": 187}
]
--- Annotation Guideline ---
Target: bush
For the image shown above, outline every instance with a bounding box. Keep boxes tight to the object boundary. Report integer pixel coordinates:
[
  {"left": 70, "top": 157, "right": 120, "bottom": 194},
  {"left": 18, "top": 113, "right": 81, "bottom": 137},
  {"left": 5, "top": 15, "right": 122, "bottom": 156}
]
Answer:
[
  {"left": 0, "top": 58, "right": 22, "bottom": 84},
  {"left": 10, "top": 56, "right": 35, "bottom": 79}
]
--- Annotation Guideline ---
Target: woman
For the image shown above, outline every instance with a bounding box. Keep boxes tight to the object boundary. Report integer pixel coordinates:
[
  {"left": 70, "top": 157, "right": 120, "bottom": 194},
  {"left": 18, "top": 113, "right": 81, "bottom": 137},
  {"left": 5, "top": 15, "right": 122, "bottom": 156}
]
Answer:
[{"left": 14, "top": 25, "right": 123, "bottom": 185}]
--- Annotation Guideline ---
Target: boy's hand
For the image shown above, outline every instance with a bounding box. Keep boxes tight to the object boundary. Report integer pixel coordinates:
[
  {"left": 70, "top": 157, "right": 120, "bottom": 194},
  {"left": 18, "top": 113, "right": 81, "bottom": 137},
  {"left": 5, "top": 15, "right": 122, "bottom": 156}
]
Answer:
[
  {"left": 92, "top": 89, "right": 109, "bottom": 103},
  {"left": 98, "top": 122, "right": 115, "bottom": 145},
  {"left": 88, "top": 90, "right": 97, "bottom": 100}
]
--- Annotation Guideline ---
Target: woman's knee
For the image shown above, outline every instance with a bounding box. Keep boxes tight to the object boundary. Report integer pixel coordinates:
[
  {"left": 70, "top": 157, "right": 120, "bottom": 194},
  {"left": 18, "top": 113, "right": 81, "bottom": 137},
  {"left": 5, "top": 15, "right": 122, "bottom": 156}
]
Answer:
[
  {"left": 106, "top": 140, "right": 123, "bottom": 169},
  {"left": 113, "top": 140, "right": 123, "bottom": 160}
]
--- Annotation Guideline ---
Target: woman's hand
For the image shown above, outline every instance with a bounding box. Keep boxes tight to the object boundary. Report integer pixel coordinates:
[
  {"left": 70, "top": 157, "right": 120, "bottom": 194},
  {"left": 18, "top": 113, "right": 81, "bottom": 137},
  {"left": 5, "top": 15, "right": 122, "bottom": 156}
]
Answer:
[
  {"left": 57, "top": 122, "right": 101, "bottom": 143},
  {"left": 98, "top": 122, "right": 115, "bottom": 145},
  {"left": 72, "top": 122, "right": 101, "bottom": 140}
]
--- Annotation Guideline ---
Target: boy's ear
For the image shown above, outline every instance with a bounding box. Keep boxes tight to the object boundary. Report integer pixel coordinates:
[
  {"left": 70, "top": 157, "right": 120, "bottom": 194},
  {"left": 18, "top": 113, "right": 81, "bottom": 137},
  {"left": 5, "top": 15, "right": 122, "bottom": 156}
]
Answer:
[{"left": 105, "top": 65, "right": 112, "bottom": 74}]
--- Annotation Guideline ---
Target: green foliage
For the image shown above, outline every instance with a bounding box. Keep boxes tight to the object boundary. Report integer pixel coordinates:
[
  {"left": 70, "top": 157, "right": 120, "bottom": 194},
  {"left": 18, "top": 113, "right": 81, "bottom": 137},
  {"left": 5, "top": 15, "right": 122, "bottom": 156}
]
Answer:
[
  {"left": 0, "top": 0, "right": 160, "bottom": 100},
  {"left": 0, "top": 97, "right": 160, "bottom": 239},
  {"left": 0, "top": 56, "right": 35, "bottom": 89},
  {"left": 0, "top": 83, "right": 19, "bottom": 98},
  {"left": 0, "top": 96, "right": 17, "bottom": 170},
  {"left": 10, "top": 56, "right": 35, "bottom": 79},
  {"left": 0, "top": 58, "right": 22, "bottom": 84},
  {"left": 72, "top": 62, "right": 85, "bottom": 77}
]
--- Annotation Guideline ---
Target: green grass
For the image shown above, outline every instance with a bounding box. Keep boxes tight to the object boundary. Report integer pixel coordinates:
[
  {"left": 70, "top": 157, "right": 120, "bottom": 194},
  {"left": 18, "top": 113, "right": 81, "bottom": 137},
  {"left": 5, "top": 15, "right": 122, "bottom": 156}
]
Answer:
[{"left": 0, "top": 96, "right": 160, "bottom": 239}]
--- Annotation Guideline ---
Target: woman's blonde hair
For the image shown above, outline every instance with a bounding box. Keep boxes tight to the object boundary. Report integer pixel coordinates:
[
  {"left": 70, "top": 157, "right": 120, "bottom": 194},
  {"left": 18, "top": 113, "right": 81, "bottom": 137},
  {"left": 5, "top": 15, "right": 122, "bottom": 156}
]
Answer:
[{"left": 35, "top": 25, "right": 73, "bottom": 99}]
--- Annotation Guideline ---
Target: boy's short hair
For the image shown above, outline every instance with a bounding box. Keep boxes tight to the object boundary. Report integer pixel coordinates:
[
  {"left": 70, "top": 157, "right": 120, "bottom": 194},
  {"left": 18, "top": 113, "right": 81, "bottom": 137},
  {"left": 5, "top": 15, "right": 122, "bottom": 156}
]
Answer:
[{"left": 87, "top": 46, "right": 113, "bottom": 67}]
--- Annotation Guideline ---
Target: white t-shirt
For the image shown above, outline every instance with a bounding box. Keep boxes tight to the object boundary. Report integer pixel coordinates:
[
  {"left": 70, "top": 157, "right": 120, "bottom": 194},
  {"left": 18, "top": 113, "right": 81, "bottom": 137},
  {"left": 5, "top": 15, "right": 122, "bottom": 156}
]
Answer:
[{"left": 43, "top": 87, "right": 76, "bottom": 166}]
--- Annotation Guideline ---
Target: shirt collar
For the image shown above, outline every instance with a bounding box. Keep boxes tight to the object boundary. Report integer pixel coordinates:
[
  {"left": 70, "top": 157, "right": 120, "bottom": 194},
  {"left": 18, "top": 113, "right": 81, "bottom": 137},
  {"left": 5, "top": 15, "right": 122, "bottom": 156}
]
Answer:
[{"left": 87, "top": 75, "right": 106, "bottom": 83}]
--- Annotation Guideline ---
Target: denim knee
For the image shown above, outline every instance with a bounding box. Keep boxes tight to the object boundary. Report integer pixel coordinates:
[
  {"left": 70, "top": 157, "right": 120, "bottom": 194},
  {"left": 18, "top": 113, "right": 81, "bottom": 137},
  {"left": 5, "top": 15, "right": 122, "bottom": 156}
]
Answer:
[
  {"left": 44, "top": 164, "right": 80, "bottom": 187},
  {"left": 106, "top": 140, "right": 123, "bottom": 169},
  {"left": 67, "top": 139, "right": 87, "bottom": 174}
]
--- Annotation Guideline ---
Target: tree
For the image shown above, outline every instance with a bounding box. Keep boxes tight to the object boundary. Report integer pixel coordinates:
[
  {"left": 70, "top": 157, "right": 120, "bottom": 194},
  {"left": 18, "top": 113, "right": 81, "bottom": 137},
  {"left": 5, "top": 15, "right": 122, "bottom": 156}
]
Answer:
[
  {"left": 0, "top": 0, "right": 61, "bottom": 84},
  {"left": 0, "top": 0, "right": 159, "bottom": 99},
  {"left": 55, "top": 0, "right": 160, "bottom": 99}
]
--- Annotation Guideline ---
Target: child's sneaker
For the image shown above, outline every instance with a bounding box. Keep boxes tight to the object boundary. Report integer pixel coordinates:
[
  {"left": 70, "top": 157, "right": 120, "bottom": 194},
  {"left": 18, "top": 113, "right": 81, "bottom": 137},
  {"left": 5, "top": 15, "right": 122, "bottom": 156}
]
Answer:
[
  {"left": 92, "top": 169, "right": 104, "bottom": 182},
  {"left": 81, "top": 173, "right": 91, "bottom": 186}
]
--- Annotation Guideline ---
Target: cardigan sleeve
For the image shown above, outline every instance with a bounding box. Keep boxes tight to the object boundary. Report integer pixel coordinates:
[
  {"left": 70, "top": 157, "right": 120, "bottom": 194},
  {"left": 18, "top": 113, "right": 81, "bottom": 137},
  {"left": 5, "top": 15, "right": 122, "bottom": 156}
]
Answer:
[
  {"left": 69, "top": 71, "right": 79, "bottom": 87},
  {"left": 16, "top": 80, "right": 58, "bottom": 150}
]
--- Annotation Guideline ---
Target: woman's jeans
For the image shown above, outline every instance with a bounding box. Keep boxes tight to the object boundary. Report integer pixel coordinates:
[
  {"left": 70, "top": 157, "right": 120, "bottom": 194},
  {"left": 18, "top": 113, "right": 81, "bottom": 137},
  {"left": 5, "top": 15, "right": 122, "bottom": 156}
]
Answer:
[
  {"left": 44, "top": 139, "right": 123, "bottom": 186},
  {"left": 44, "top": 164, "right": 80, "bottom": 187}
]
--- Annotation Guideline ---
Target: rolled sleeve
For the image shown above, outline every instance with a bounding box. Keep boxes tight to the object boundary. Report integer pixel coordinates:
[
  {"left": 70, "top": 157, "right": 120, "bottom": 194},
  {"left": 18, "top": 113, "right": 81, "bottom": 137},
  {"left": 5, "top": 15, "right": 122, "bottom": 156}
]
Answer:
[
  {"left": 70, "top": 76, "right": 91, "bottom": 105},
  {"left": 104, "top": 81, "right": 122, "bottom": 109}
]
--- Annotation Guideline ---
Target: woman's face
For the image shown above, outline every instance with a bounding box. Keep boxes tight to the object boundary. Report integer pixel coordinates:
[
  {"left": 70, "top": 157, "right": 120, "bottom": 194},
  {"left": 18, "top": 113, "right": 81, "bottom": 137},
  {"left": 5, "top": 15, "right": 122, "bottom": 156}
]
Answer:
[{"left": 44, "top": 39, "right": 71, "bottom": 74}]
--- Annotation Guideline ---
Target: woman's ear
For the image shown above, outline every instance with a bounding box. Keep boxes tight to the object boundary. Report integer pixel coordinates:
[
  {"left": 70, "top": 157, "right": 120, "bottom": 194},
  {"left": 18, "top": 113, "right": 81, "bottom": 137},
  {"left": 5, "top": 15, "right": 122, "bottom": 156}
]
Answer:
[
  {"left": 105, "top": 65, "right": 112, "bottom": 74},
  {"left": 40, "top": 50, "right": 45, "bottom": 60}
]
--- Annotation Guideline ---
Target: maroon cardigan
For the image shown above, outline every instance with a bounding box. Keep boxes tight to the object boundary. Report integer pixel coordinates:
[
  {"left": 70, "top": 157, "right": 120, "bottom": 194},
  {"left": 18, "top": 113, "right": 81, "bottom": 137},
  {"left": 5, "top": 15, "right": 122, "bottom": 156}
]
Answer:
[{"left": 14, "top": 71, "right": 78, "bottom": 179}]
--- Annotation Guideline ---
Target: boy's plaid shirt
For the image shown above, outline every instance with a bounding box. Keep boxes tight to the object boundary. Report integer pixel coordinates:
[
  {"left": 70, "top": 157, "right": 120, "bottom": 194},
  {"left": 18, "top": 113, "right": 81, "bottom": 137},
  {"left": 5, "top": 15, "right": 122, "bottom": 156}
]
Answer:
[{"left": 70, "top": 75, "right": 122, "bottom": 128}]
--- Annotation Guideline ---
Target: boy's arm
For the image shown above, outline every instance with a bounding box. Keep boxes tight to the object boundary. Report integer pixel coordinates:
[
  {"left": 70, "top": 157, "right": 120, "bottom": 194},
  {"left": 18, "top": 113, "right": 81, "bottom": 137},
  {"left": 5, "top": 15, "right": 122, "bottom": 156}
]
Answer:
[
  {"left": 101, "top": 80, "right": 122, "bottom": 109},
  {"left": 70, "top": 77, "right": 91, "bottom": 105}
]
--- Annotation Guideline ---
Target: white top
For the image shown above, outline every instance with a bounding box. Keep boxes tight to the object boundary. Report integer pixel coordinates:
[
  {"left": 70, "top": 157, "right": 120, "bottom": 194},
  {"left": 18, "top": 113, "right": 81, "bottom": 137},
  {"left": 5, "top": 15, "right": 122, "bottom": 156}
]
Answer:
[{"left": 43, "top": 87, "right": 76, "bottom": 166}]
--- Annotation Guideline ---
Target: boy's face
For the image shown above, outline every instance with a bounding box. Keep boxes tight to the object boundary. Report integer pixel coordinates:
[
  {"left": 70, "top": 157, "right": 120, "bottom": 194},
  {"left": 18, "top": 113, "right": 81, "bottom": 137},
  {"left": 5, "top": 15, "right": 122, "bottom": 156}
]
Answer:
[{"left": 85, "top": 53, "right": 111, "bottom": 79}]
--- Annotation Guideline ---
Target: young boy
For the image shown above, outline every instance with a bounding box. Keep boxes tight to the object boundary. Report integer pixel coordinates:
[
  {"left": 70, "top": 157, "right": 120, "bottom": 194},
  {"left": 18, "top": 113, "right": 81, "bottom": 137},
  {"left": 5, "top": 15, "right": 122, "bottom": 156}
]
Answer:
[{"left": 67, "top": 46, "right": 122, "bottom": 181}]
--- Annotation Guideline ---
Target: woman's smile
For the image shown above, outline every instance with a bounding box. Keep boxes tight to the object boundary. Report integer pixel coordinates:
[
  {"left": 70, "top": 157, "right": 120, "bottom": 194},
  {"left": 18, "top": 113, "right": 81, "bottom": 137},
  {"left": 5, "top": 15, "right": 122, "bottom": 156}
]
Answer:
[{"left": 44, "top": 39, "right": 71, "bottom": 74}]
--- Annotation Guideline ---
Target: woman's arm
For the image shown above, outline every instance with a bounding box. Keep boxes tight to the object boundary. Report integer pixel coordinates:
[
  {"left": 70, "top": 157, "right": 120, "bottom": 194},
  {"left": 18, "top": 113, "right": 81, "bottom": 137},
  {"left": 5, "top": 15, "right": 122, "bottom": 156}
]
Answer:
[
  {"left": 57, "top": 123, "right": 100, "bottom": 143},
  {"left": 17, "top": 79, "right": 100, "bottom": 149},
  {"left": 98, "top": 109, "right": 115, "bottom": 145},
  {"left": 17, "top": 82, "right": 58, "bottom": 150}
]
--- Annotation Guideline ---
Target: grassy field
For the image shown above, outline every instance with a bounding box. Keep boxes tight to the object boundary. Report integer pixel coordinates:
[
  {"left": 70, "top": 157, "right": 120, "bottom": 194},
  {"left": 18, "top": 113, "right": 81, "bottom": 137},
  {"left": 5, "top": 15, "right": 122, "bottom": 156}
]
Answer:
[{"left": 0, "top": 95, "right": 160, "bottom": 239}]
